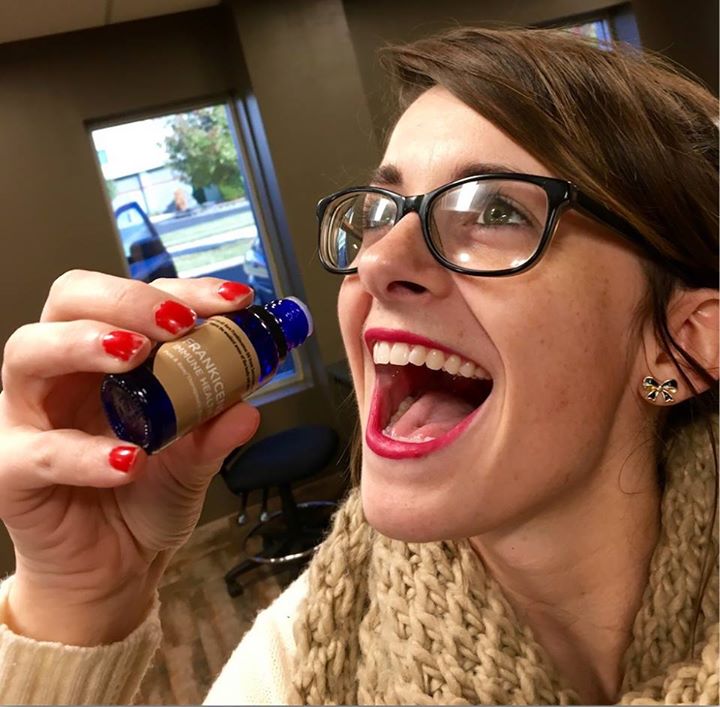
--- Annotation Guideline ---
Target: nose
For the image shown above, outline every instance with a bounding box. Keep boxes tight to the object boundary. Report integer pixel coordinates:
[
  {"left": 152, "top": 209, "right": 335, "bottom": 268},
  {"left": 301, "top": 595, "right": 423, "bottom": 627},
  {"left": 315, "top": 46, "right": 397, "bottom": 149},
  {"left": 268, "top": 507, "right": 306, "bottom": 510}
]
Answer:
[{"left": 355, "top": 212, "right": 453, "bottom": 302}]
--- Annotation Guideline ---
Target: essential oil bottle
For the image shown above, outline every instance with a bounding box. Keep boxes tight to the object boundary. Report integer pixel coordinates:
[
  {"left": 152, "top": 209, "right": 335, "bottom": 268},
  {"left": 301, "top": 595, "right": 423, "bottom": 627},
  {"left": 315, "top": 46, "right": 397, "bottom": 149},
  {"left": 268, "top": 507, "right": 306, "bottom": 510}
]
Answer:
[{"left": 101, "top": 297, "right": 312, "bottom": 453}]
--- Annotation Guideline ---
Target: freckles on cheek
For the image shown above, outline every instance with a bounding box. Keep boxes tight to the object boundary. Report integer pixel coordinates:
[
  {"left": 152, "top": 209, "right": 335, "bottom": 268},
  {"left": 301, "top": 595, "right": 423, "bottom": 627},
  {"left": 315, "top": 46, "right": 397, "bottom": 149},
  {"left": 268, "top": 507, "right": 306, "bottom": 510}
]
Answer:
[
  {"left": 544, "top": 376, "right": 574, "bottom": 415},
  {"left": 504, "top": 282, "right": 609, "bottom": 415},
  {"left": 494, "top": 235, "right": 642, "bottom": 433},
  {"left": 559, "top": 287, "right": 628, "bottom": 400}
]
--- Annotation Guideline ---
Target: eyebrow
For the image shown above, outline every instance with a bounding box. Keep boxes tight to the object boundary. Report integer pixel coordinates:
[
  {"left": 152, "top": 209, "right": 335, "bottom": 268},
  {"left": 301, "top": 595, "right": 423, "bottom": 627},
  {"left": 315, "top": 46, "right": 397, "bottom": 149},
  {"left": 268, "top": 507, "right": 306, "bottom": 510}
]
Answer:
[{"left": 368, "top": 161, "right": 523, "bottom": 187}]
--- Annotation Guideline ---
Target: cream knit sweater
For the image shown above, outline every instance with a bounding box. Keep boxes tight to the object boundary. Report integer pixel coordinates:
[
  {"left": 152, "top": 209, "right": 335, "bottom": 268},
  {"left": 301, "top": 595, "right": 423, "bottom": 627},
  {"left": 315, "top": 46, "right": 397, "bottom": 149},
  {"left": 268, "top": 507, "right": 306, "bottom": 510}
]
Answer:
[
  {"left": 287, "top": 416, "right": 718, "bottom": 704},
  {"left": 0, "top": 570, "right": 306, "bottom": 705}
]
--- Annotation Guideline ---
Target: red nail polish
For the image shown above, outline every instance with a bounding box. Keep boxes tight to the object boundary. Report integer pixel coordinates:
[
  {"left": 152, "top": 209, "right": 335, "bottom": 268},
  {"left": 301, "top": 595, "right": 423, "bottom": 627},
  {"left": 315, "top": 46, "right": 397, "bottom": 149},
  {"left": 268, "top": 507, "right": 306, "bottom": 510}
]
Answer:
[
  {"left": 218, "top": 281, "right": 253, "bottom": 301},
  {"left": 102, "top": 331, "right": 146, "bottom": 361},
  {"left": 109, "top": 446, "right": 139, "bottom": 473},
  {"left": 155, "top": 300, "right": 196, "bottom": 334}
]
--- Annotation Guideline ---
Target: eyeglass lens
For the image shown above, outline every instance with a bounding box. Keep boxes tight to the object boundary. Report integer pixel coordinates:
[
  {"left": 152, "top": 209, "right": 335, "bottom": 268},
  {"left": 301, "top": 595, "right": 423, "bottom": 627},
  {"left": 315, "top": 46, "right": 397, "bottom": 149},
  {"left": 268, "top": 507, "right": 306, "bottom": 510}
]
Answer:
[{"left": 321, "top": 179, "right": 550, "bottom": 272}]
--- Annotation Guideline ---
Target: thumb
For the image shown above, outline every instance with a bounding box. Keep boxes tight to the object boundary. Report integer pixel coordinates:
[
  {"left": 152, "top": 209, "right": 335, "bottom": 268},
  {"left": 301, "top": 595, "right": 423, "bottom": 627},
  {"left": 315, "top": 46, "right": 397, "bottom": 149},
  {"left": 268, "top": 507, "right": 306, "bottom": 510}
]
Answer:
[{"left": 161, "top": 402, "right": 261, "bottom": 484}]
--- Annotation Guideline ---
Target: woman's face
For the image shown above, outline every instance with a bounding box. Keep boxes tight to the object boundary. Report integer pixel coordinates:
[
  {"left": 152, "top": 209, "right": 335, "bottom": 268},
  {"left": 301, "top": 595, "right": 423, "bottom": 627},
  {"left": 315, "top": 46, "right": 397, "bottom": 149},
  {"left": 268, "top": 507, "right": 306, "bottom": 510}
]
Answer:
[{"left": 338, "top": 86, "right": 650, "bottom": 541}]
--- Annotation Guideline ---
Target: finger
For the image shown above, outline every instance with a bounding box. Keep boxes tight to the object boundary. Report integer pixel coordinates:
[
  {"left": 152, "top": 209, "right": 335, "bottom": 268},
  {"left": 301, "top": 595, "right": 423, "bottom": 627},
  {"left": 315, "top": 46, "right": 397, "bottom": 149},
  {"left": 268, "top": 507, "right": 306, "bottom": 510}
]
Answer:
[
  {"left": 162, "top": 402, "right": 261, "bottom": 479},
  {"left": 1, "top": 427, "right": 146, "bottom": 501},
  {"left": 3, "top": 321, "right": 152, "bottom": 388},
  {"left": 41, "top": 271, "right": 255, "bottom": 341},
  {"left": 41, "top": 270, "right": 199, "bottom": 340},
  {"left": 149, "top": 277, "right": 255, "bottom": 316}
]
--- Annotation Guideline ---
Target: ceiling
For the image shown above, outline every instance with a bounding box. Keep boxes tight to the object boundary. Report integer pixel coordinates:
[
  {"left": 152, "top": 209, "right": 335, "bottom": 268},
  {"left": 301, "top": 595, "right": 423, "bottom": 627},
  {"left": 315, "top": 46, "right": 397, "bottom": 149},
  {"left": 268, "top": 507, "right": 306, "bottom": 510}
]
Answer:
[{"left": 0, "top": 0, "right": 221, "bottom": 45}]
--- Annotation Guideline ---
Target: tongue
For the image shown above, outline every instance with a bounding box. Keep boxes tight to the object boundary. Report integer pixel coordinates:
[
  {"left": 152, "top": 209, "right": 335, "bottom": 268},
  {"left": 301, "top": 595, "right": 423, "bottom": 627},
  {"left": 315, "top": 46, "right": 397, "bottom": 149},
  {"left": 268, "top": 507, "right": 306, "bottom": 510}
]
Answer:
[{"left": 385, "top": 390, "right": 475, "bottom": 442}]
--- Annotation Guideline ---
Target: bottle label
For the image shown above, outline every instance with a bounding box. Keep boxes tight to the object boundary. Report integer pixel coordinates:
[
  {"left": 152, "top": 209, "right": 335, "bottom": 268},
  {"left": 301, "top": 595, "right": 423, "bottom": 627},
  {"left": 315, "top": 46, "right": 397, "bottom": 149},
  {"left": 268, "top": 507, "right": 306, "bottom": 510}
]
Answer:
[{"left": 152, "top": 315, "right": 261, "bottom": 437}]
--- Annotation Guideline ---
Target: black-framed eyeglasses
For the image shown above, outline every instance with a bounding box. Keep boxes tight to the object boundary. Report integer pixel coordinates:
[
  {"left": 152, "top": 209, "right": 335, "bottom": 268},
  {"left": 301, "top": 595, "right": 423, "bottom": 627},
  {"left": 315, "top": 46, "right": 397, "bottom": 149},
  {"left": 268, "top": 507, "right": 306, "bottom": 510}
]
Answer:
[{"left": 316, "top": 172, "right": 653, "bottom": 277}]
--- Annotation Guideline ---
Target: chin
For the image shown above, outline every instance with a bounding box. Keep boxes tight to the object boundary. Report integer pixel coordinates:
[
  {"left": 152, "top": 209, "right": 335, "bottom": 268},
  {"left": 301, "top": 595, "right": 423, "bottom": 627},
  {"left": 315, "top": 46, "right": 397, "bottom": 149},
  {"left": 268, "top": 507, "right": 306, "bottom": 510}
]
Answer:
[{"left": 359, "top": 472, "right": 473, "bottom": 543}]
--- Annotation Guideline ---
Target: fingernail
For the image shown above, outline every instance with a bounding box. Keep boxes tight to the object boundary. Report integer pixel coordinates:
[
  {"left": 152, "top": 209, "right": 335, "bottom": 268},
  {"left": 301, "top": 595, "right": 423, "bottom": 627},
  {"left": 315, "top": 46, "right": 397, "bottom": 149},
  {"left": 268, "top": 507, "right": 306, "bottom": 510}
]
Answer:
[
  {"left": 218, "top": 282, "right": 253, "bottom": 301},
  {"left": 155, "top": 300, "right": 196, "bottom": 334},
  {"left": 102, "top": 331, "right": 146, "bottom": 361},
  {"left": 109, "top": 446, "right": 139, "bottom": 473}
]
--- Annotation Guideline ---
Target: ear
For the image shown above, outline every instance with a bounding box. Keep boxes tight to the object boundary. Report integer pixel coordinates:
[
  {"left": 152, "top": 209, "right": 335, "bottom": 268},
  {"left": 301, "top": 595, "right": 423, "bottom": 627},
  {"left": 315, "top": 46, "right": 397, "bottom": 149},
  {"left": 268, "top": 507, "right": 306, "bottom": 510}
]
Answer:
[{"left": 641, "top": 288, "right": 719, "bottom": 403}]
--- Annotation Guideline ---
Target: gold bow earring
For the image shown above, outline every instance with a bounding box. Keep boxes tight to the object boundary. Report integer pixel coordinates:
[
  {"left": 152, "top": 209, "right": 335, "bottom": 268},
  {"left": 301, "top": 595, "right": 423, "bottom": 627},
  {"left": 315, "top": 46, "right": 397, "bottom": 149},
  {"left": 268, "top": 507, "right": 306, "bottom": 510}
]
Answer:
[{"left": 642, "top": 376, "right": 678, "bottom": 404}]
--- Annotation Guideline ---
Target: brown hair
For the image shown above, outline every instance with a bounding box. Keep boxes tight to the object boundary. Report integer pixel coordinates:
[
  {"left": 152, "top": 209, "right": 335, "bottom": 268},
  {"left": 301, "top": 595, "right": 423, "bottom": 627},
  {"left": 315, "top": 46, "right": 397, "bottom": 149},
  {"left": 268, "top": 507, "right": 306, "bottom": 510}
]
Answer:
[{"left": 346, "top": 25, "right": 718, "bottom": 657}]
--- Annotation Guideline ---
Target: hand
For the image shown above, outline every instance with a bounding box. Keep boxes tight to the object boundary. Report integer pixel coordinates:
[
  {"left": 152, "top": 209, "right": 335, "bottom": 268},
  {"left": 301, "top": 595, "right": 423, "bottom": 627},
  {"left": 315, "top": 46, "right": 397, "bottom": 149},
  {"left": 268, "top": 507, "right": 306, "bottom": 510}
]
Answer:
[{"left": 0, "top": 271, "right": 260, "bottom": 644}]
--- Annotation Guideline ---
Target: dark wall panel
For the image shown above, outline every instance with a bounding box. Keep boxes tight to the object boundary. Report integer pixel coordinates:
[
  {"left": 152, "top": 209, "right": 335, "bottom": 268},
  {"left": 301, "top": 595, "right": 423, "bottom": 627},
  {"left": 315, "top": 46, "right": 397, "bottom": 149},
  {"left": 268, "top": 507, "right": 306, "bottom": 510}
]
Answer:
[
  {"left": 632, "top": 0, "right": 718, "bottom": 94},
  {"left": 343, "top": 0, "right": 624, "bottom": 143}
]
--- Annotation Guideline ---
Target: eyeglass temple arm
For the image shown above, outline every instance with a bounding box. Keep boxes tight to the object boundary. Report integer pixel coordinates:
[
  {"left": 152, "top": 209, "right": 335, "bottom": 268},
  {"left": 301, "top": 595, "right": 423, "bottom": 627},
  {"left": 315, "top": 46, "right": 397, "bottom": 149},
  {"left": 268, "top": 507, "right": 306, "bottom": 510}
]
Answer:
[
  {"left": 572, "top": 189, "right": 646, "bottom": 247},
  {"left": 572, "top": 189, "right": 694, "bottom": 281}
]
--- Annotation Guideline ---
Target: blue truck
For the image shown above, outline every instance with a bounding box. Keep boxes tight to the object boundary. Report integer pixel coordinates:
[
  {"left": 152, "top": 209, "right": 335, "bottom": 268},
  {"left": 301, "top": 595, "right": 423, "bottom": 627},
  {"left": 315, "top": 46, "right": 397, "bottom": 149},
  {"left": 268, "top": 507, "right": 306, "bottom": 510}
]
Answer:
[{"left": 114, "top": 201, "right": 177, "bottom": 282}]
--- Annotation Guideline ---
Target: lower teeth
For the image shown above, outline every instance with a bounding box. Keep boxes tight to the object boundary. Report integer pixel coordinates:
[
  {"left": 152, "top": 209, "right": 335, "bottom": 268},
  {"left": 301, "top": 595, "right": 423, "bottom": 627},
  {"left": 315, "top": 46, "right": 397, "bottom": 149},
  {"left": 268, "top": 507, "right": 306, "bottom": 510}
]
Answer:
[
  {"left": 384, "top": 431, "right": 435, "bottom": 443},
  {"left": 383, "top": 394, "right": 435, "bottom": 443},
  {"left": 385, "top": 394, "right": 415, "bottom": 429}
]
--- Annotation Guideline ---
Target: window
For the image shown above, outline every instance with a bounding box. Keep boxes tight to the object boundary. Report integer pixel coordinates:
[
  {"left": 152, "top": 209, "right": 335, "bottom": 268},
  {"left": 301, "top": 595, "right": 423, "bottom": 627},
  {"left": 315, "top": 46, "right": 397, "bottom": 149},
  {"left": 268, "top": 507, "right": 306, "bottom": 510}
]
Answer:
[
  {"left": 564, "top": 18, "right": 613, "bottom": 46},
  {"left": 90, "top": 101, "right": 301, "bottom": 391},
  {"left": 538, "top": 3, "right": 641, "bottom": 49}
]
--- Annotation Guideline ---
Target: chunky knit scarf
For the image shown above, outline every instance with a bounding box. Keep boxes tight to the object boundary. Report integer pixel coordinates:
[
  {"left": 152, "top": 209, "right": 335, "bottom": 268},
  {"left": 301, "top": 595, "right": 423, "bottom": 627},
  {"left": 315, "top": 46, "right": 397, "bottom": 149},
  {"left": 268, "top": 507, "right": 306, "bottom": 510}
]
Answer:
[{"left": 289, "top": 417, "right": 719, "bottom": 704}]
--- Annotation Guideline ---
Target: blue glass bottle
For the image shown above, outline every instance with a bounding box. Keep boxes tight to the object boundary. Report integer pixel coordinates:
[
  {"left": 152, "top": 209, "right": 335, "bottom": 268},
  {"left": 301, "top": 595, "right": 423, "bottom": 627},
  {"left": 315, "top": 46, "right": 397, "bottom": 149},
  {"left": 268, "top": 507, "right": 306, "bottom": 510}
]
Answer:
[{"left": 101, "top": 297, "right": 312, "bottom": 454}]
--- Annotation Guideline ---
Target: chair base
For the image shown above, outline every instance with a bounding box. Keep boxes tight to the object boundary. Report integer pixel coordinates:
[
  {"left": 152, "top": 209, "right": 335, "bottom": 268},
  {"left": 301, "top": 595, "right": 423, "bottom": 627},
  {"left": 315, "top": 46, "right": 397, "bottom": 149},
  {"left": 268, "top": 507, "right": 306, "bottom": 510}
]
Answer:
[{"left": 224, "top": 501, "right": 337, "bottom": 597}]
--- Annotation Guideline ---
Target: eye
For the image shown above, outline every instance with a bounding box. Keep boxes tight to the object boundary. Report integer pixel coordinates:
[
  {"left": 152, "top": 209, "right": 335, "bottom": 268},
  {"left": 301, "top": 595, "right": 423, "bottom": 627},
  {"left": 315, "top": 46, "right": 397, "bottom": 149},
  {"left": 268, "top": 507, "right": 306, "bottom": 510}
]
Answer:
[{"left": 478, "top": 196, "right": 528, "bottom": 226}]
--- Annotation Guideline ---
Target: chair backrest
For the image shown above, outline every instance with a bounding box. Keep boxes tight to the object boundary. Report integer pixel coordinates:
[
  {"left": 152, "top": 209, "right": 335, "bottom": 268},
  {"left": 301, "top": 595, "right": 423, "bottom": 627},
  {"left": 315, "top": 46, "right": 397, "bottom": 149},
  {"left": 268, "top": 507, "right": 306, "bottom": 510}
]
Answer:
[{"left": 220, "top": 424, "right": 339, "bottom": 494}]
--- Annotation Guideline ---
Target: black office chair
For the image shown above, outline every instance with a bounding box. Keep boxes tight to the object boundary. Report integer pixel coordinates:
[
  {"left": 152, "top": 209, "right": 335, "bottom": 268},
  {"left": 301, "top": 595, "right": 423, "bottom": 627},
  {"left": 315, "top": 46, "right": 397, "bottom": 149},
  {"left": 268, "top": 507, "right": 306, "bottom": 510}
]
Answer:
[{"left": 220, "top": 424, "right": 340, "bottom": 597}]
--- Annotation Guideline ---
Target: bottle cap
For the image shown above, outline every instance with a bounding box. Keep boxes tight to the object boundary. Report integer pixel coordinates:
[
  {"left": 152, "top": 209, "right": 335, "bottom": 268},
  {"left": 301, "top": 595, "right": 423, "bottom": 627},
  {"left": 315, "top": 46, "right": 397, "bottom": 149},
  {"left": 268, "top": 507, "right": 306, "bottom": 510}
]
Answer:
[
  {"left": 285, "top": 297, "right": 313, "bottom": 337},
  {"left": 264, "top": 297, "right": 313, "bottom": 351}
]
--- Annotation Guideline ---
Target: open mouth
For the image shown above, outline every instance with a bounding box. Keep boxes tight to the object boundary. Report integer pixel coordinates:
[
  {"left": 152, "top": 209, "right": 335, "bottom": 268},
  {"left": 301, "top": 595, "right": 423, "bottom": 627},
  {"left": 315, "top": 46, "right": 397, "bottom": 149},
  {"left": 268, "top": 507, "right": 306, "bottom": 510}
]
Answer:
[{"left": 365, "top": 333, "right": 494, "bottom": 459}]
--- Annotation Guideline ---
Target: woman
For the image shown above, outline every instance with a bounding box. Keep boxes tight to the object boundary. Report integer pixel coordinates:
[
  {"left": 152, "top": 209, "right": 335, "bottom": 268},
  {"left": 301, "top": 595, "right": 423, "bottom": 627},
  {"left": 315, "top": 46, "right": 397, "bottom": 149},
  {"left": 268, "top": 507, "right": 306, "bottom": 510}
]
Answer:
[{"left": 0, "top": 26, "right": 717, "bottom": 705}]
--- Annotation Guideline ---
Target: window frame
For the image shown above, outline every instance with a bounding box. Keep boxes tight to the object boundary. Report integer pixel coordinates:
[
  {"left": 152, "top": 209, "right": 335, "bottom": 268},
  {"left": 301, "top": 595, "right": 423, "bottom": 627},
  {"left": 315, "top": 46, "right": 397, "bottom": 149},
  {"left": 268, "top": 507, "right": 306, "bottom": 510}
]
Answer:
[{"left": 87, "top": 94, "right": 314, "bottom": 404}]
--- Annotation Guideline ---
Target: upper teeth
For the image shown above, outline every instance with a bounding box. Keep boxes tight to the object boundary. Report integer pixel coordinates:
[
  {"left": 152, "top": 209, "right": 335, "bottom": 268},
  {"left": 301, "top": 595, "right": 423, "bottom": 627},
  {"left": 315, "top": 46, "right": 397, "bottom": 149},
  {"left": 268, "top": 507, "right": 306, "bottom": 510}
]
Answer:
[{"left": 372, "top": 341, "right": 489, "bottom": 379}]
